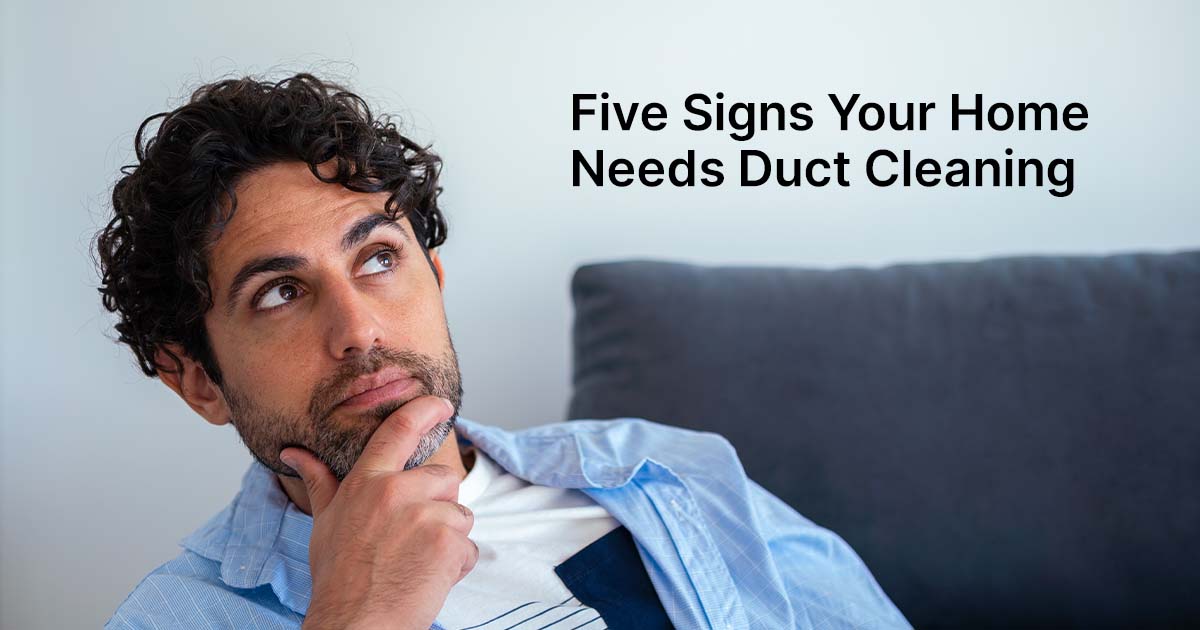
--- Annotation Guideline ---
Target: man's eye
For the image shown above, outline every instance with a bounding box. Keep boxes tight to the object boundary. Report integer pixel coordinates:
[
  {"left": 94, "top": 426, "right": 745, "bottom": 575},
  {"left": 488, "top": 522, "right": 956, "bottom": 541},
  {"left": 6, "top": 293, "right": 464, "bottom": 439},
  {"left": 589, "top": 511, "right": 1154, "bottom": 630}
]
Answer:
[
  {"left": 360, "top": 248, "right": 398, "bottom": 276},
  {"left": 257, "top": 282, "right": 303, "bottom": 311}
]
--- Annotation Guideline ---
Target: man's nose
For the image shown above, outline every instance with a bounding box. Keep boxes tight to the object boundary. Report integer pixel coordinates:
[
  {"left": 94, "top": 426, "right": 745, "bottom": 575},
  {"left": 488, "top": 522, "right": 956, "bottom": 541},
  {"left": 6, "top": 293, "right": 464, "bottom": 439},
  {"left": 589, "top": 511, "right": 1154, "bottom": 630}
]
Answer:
[{"left": 323, "top": 280, "right": 383, "bottom": 360}]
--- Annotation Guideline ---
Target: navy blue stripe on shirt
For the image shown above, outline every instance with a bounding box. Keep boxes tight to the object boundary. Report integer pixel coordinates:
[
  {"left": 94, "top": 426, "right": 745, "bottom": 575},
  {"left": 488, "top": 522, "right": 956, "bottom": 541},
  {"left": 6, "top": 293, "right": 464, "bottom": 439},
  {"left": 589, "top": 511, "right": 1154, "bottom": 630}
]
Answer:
[
  {"left": 500, "top": 596, "right": 578, "bottom": 629},
  {"left": 534, "top": 607, "right": 589, "bottom": 629},
  {"left": 566, "top": 615, "right": 605, "bottom": 629},
  {"left": 458, "top": 601, "right": 540, "bottom": 629}
]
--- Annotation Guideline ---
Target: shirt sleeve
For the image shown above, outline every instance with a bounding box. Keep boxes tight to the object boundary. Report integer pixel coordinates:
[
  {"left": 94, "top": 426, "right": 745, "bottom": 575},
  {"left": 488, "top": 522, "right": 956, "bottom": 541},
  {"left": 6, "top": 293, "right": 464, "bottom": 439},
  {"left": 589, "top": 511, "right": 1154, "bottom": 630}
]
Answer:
[
  {"left": 103, "top": 550, "right": 303, "bottom": 629},
  {"left": 747, "top": 478, "right": 913, "bottom": 630}
]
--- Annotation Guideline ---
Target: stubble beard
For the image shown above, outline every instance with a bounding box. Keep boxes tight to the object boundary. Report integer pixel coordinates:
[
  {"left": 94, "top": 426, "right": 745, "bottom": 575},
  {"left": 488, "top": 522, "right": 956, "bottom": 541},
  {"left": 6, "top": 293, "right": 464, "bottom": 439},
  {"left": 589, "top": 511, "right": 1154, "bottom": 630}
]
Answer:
[{"left": 222, "top": 343, "right": 463, "bottom": 482}]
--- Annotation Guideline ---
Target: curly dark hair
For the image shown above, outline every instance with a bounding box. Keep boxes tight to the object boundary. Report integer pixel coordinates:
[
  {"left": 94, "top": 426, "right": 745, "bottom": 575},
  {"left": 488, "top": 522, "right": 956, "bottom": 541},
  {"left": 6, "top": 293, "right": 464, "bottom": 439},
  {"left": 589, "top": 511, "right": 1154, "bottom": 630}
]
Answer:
[{"left": 93, "top": 72, "right": 447, "bottom": 387}]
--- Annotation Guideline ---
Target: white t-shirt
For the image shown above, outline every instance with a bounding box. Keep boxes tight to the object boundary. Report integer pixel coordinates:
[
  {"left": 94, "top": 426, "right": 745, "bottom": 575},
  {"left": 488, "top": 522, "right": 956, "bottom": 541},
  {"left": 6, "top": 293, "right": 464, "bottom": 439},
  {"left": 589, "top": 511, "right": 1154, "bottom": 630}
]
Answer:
[{"left": 435, "top": 445, "right": 621, "bottom": 630}]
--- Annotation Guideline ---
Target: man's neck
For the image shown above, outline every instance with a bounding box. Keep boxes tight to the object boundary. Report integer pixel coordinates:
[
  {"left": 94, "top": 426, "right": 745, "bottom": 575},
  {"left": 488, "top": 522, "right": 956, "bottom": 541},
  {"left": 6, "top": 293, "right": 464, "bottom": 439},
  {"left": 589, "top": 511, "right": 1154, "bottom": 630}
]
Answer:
[{"left": 276, "top": 430, "right": 473, "bottom": 516}]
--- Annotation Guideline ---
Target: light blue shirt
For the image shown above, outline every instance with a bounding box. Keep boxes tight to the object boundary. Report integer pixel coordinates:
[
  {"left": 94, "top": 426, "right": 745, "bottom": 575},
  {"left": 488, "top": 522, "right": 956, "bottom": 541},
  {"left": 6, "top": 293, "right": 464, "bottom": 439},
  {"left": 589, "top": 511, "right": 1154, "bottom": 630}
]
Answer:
[{"left": 106, "top": 417, "right": 911, "bottom": 629}]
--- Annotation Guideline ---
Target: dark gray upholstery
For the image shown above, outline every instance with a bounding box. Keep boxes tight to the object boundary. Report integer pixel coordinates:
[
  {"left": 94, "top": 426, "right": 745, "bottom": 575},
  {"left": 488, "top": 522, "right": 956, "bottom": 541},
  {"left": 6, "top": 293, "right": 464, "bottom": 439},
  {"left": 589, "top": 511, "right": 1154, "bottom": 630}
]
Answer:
[{"left": 566, "top": 252, "right": 1200, "bottom": 630}]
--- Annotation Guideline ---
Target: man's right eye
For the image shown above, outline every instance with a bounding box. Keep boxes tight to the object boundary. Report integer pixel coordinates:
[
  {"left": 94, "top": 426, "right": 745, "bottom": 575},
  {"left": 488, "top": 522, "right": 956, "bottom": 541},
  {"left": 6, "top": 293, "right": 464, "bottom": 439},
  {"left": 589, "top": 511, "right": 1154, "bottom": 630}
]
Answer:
[{"left": 255, "top": 280, "right": 305, "bottom": 312}]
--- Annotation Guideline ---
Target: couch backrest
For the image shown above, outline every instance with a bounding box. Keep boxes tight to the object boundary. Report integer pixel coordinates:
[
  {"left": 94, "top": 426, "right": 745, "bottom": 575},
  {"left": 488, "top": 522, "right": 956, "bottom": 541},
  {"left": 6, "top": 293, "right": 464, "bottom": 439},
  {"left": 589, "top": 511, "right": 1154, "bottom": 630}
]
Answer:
[{"left": 567, "top": 252, "right": 1200, "bottom": 629}]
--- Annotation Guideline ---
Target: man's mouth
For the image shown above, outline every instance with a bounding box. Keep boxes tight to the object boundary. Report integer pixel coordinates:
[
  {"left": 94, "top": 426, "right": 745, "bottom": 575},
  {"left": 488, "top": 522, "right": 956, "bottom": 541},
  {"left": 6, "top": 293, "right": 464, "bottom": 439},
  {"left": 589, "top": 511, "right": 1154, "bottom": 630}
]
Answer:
[{"left": 336, "top": 367, "right": 420, "bottom": 410}]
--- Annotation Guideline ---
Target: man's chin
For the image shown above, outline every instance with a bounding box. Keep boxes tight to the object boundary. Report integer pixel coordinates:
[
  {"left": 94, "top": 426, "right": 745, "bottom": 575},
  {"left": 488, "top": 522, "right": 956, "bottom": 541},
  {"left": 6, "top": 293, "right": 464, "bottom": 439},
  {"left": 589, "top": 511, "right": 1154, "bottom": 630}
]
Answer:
[
  {"left": 402, "top": 417, "right": 457, "bottom": 471},
  {"left": 263, "top": 415, "right": 455, "bottom": 483}
]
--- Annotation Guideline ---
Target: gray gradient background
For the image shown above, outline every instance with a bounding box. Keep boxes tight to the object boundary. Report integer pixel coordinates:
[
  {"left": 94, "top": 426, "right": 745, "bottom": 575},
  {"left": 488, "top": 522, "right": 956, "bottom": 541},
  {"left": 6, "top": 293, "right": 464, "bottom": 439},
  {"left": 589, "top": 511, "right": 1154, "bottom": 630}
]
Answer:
[{"left": 2, "top": 1, "right": 1197, "bottom": 627}]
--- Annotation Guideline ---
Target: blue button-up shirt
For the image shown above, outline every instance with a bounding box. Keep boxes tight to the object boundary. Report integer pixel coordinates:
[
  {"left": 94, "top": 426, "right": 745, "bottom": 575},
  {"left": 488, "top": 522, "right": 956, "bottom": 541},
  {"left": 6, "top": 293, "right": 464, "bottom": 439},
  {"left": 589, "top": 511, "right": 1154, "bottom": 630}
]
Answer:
[{"left": 106, "top": 417, "right": 911, "bottom": 629}]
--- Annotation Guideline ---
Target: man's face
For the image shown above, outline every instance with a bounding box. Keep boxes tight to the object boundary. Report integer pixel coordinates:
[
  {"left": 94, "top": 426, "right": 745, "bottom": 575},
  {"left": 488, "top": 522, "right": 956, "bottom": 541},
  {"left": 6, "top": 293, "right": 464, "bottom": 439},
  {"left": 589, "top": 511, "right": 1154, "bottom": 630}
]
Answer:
[{"left": 201, "top": 161, "right": 462, "bottom": 481}]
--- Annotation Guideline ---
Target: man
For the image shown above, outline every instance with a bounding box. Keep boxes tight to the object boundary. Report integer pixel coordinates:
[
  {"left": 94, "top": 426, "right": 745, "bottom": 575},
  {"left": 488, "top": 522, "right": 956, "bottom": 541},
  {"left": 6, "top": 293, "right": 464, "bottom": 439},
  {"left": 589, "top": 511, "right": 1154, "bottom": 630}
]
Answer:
[{"left": 95, "top": 72, "right": 910, "bottom": 630}]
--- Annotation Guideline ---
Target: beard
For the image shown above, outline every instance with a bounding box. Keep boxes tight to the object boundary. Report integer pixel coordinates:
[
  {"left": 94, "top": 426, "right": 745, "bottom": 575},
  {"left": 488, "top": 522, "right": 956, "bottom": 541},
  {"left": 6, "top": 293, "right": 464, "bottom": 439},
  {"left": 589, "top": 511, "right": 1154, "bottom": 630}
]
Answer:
[{"left": 221, "top": 342, "right": 463, "bottom": 482}]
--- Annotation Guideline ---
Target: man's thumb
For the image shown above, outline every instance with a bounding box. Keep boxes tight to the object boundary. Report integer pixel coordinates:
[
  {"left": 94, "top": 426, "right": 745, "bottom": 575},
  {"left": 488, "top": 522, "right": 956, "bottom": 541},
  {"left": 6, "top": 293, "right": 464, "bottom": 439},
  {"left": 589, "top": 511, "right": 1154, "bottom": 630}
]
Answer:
[{"left": 279, "top": 448, "right": 337, "bottom": 516}]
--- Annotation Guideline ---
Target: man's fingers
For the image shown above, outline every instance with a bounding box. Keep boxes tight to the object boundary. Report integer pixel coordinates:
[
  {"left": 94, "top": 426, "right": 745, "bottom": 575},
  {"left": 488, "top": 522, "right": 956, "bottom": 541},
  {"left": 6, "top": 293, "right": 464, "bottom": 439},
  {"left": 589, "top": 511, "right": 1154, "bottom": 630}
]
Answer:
[
  {"left": 412, "top": 498, "right": 474, "bottom": 535},
  {"left": 414, "top": 464, "right": 462, "bottom": 502},
  {"left": 457, "top": 538, "right": 480, "bottom": 583},
  {"left": 355, "top": 395, "right": 455, "bottom": 474},
  {"left": 280, "top": 448, "right": 338, "bottom": 517}
]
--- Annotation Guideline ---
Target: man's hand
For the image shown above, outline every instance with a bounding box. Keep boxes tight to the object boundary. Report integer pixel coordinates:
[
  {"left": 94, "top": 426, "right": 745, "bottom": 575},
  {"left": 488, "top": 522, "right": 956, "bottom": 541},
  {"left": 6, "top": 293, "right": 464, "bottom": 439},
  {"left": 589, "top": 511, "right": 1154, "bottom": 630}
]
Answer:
[{"left": 280, "top": 396, "right": 477, "bottom": 630}]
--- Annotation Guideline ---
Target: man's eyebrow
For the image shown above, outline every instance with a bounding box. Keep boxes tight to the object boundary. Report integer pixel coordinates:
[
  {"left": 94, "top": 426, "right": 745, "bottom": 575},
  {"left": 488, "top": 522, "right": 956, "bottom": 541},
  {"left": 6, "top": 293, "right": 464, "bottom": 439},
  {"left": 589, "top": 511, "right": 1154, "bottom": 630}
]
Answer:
[
  {"left": 225, "top": 255, "right": 309, "bottom": 317},
  {"left": 340, "top": 213, "right": 408, "bottom": 253},
  {"left": 223, "top": 213, "right": 410, "bottom": 317}
]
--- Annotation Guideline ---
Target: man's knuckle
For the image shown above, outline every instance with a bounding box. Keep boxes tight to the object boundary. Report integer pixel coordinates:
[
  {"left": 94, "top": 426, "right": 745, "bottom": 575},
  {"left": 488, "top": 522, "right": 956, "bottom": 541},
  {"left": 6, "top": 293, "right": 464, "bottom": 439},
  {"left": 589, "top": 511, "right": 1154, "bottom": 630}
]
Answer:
[
  {"left": 407, "top": 501, "right": 437, "bottom": 525},
  {"left": 429, "top": 525, "right": 458, "bottom": 552},
  {"left": 375, "top": 475, "right": 411, "bottom": 506},
  {"left": 464, "top": 540, "right": 480, "bottom": 570}
]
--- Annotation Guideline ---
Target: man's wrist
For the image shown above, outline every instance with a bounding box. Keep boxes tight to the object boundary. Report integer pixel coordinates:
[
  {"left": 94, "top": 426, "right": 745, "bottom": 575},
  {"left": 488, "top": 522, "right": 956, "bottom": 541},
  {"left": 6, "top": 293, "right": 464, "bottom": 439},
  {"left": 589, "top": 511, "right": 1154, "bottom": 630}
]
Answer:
[{"left": 303, "top": 607, "right": 421, "bottom": 630}]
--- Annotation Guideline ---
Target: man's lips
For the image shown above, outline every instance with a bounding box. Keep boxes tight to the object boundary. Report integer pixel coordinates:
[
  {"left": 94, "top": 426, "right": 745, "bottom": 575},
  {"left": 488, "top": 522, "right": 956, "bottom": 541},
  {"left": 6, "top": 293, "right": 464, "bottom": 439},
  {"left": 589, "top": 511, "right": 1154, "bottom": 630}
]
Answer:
[{"left": 337, "top": 367, "right": 420, "bottom": 410}]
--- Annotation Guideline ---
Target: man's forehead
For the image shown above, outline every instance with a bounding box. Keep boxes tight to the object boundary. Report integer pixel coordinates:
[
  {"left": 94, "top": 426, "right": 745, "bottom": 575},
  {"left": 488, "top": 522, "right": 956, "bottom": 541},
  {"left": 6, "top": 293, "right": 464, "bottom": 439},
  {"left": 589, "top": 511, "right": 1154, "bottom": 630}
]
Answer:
[{"left": 216, "top": 162, "right": 380, "bottom": 243}]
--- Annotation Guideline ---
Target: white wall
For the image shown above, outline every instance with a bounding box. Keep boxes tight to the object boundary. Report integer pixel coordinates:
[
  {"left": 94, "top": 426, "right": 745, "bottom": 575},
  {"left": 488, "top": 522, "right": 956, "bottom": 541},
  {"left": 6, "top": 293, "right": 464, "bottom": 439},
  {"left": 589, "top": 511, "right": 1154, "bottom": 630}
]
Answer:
[{"left": 2, "top": 1, "right": 1197, "bottom": 627}]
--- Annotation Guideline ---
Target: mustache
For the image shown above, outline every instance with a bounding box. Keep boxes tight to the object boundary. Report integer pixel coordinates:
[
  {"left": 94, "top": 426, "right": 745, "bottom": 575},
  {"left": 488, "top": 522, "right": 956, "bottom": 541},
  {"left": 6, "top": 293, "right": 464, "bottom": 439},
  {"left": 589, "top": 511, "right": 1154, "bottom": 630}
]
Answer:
[{"left": 306, "top": 347, "right": 440, "bottom": 420}]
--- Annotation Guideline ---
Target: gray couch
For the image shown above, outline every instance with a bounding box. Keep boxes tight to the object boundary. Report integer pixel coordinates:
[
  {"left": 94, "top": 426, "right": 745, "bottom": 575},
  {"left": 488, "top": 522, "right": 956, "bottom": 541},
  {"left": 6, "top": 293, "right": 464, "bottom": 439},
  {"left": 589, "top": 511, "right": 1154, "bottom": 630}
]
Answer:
[{"left": 566, "top": 251, "right": 1200, "bottom": 629}]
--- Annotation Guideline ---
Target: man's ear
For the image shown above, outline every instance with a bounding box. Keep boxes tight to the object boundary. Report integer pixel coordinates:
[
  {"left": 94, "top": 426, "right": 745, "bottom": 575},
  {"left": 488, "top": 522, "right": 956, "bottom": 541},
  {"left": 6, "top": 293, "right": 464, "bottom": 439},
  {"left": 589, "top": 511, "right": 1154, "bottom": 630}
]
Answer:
[
  {"left": 154, "top": 343, "right": 231, "bottom": 427},
  {"left": 430, "top": 249, "right": 445, "bottom": 290}
]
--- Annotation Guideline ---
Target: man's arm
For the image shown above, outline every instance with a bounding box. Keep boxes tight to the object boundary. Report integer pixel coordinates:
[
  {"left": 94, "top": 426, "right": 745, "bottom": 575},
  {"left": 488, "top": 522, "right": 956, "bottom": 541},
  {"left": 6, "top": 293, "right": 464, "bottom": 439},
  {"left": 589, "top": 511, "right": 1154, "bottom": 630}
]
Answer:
[
  {"left": 103, "top": 551, "right": 303, "bottom": 629},
  {"left": 747, "top": 478, "right": 913, "bottom": 630}
]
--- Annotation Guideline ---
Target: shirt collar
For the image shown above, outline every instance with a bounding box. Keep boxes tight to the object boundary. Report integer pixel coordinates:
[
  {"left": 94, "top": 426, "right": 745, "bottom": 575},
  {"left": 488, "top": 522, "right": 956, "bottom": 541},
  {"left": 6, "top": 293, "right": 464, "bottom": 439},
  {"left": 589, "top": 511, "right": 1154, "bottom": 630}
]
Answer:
[
  {"left": 455, "top": 416, "right": 675, "bottom": 488},
  {"left": 177, "top": 416, "right": 659, "bottom": 616}
]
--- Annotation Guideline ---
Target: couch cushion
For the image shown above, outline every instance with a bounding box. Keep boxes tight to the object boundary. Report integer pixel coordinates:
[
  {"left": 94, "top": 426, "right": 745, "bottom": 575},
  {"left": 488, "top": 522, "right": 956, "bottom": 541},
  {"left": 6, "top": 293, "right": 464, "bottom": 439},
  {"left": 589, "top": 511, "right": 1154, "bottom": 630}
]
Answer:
[{"left": 567, "top": 252, "right": 1200, "bottom": 629}]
